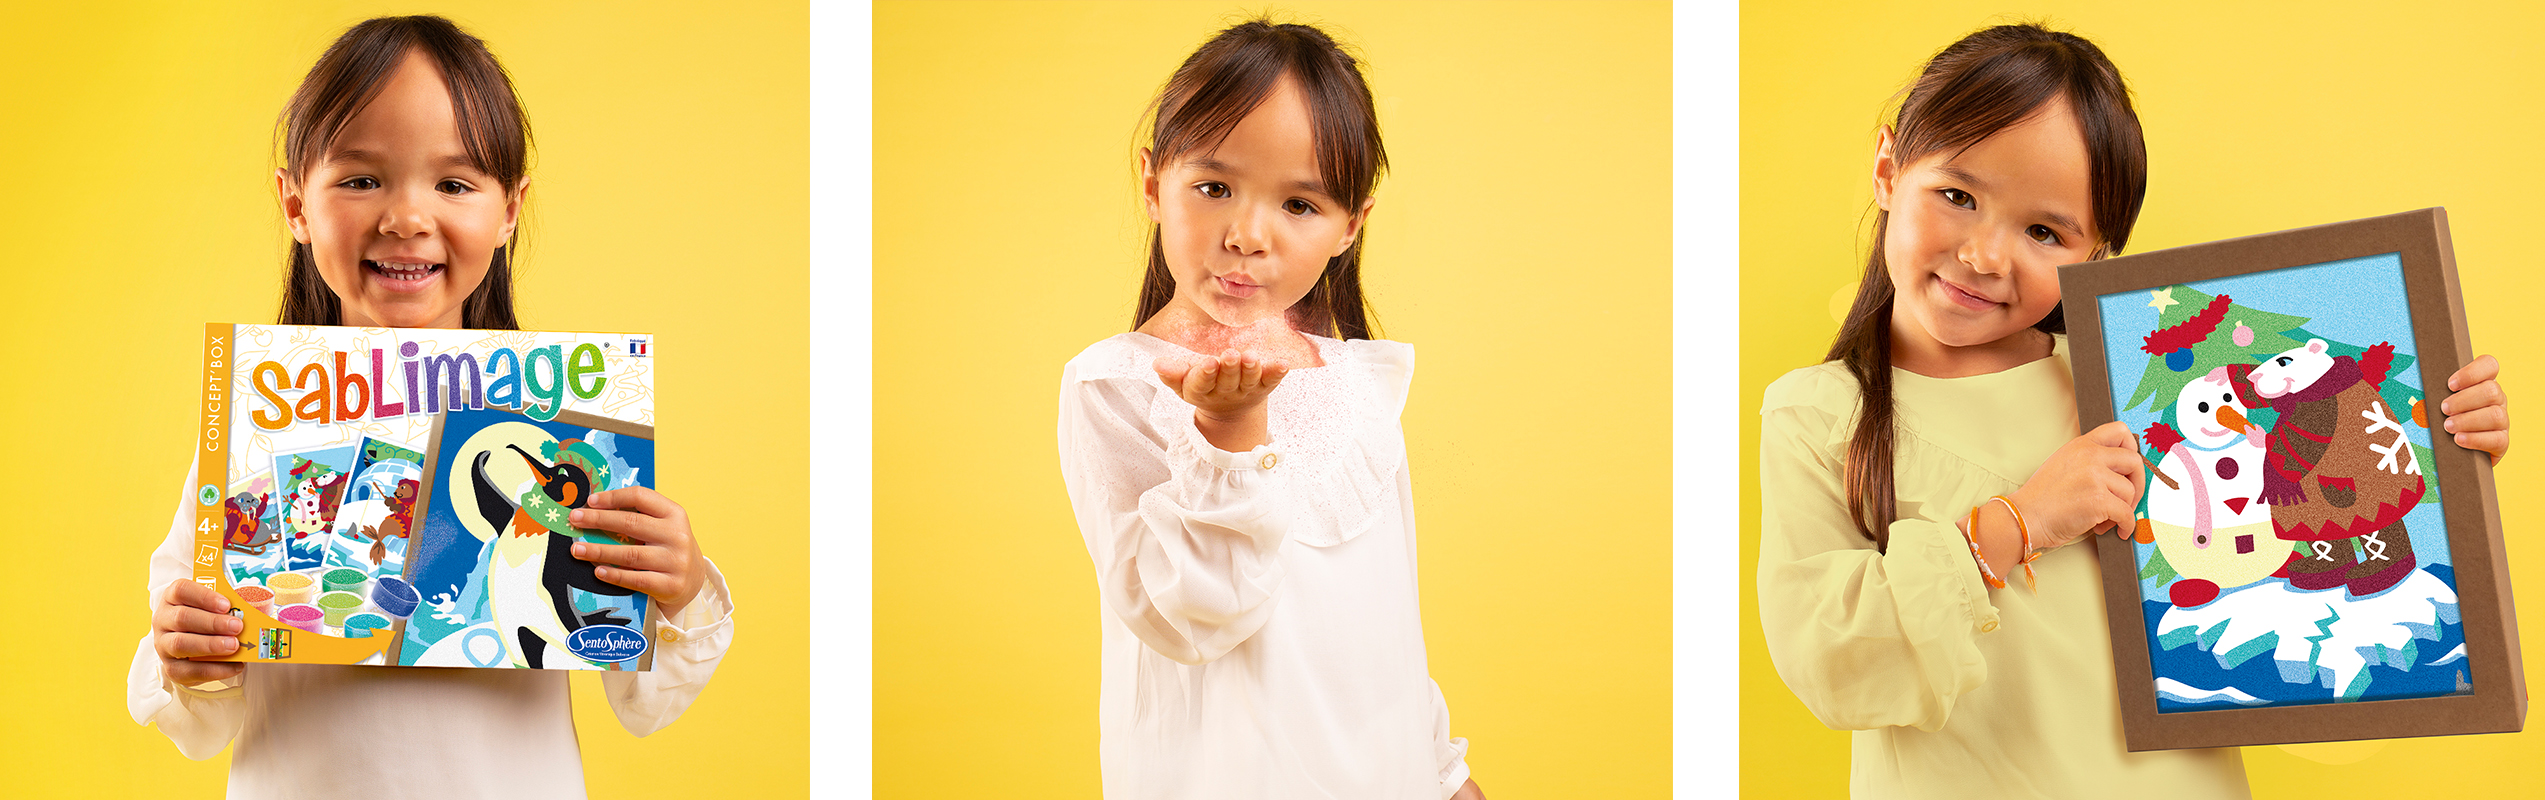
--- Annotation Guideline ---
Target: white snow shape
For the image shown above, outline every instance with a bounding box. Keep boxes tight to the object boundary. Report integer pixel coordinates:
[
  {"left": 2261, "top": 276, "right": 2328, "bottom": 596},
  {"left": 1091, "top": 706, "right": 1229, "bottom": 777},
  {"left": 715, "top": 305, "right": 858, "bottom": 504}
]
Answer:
[
  {"left": 2426, "top": 644, "right": 2469, "bottom": 667},
  {"left": 2155, "top": 677, "right": 2268, "bottom": 706},
  {"left": 2155, "top": 569, "right": 2459, "bottom": 700},
  {"left": 2362, "top": 400, "right": 2418, "bottom": 476}
]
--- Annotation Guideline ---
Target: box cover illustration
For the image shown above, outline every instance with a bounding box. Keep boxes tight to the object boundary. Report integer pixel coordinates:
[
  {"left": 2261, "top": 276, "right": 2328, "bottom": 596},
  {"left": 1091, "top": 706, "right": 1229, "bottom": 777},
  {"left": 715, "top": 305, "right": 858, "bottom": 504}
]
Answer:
[{"left": 191, "top": 324, "right": 658, "bottom": 670}]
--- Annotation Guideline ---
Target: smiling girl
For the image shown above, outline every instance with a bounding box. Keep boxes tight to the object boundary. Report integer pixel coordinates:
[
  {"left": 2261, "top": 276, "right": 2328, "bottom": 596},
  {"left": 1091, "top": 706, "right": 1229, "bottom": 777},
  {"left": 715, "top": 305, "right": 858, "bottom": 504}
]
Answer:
[
  {"left": 1756, "top": 24, "right": 2507, "bottom": 795},
  {"left": 1057, "top": 20, "right": 1482, "bottom": 800},
  {"left": 127, "top": 17, "right": 731, "bottom": 797}
]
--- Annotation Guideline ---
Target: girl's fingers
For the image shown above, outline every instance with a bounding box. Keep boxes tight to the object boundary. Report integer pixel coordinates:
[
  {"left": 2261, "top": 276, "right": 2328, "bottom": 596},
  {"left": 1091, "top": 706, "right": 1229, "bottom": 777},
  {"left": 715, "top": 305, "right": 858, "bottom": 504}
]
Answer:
[
  {"left": 587, "top": 486, "right": 680, "bottom": 518},
  {"left": 2444, "top": 405, "right": 2509, "bottom": 435},
  {"left": 574, "top": 540, "right": 674, "bottom": 571},
  {"left": 1152, "top": 359, "right": 1189, "bottom": 391},
  {"left": 593, "top": 563, "right": 678, "bottom": 598},
  {"left": 569, "top": 507, "right": 672, "bottom": 544},
  {"left": 1239, "top": 356, "right": 1263, "bottom": 391},
  {"left": 156, "top": 603, "right": 244, "bottom": 638},
  {"left": 164, "top": 579, "right": 233, "bottom": 615},
  {"left": 1262, "top": 362, "right": 1289, "bottom": 389},
  {"left": 157, "top": 629, "right": 242, "bottom": 659},
  {"left": 2449, "top": 355, "right": 2500, "bottom": 392},
  {"left": 2440, "top": 381, "right": 2504, "bottom": 417},
  {"left": 1213, "top": 351, "right": 1242, "bottom": 394},
  {"left": 2455, "top": 430, "right": 2509, "bottom": 459}
]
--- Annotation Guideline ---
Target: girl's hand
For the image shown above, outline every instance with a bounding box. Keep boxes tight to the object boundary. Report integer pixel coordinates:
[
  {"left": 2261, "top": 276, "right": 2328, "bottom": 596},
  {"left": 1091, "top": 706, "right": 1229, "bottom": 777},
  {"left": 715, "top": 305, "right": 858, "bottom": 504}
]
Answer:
[
  {"left": 2443, "top": 354, "right": 2509, "bottom": 464},
  {"left": 152, "top": 579, "right": 245, "bottom": 688},
  {"left": 1154, "top": 349, "right": 1290, "bottom": 452},
  {"left": 1450, "top": 778, "right": 1486, "bottom": 800},
  {"left": 2010, "top": 421, "right": 2145, "bottom": 550},
  {"left": 569, "top": 487, "right": 708, "bottom": 616}
]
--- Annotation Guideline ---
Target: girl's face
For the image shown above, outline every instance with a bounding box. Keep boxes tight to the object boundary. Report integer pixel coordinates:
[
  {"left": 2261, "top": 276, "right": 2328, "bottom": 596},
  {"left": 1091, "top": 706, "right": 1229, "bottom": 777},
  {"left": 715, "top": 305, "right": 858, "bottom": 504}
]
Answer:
[
  {"left": 1875, "top": 96, "right": 2098, "bottom": 364},
  {"left": 1144, "top": 77, "right": 1372, "bottom": 330},
  {"left": 279, "top": 50, "right": 521, "bottom": 329}
]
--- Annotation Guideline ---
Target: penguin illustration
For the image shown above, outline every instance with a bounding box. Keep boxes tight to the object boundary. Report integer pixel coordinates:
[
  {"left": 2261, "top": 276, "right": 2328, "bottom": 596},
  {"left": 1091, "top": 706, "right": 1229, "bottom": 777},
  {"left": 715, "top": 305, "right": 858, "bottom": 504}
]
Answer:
[{"left": 471, "top": 440, "right": 637, "bottom": 669}]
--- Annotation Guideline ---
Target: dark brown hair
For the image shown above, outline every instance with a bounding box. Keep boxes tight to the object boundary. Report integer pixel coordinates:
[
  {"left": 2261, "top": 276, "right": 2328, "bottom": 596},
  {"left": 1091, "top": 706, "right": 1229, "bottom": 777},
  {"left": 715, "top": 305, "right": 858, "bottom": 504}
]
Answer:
[
  {"left": 1828, "top": 23, "right": 2148, "bottom": 549},
  {"left": 1130, "top": 19, "right": 1387, "bottom": 339},
  {"left": 275, "top": 15, "right": 529, "bottom": 330}
]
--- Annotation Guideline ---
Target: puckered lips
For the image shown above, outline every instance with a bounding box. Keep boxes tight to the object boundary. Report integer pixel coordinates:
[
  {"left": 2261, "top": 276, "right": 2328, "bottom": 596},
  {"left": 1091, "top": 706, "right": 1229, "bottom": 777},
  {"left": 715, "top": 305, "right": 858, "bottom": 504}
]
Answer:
[
  {"left": 363, "top": 258, "right": 444, "bottom": 291},
  {"left": 1214, "top": 274, "right": 1263, "bottom": 299}
]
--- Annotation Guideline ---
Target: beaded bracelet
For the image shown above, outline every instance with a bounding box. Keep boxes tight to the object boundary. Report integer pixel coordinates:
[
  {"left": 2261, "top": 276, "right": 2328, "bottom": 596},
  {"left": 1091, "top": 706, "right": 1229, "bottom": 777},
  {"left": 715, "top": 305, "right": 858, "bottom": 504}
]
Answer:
[
  {"left": 1961, "top": 505, "right": 2007, "bottom": 589},
  {"left": 1991, "top": 495, "right": 2039, "bottom": 592}
]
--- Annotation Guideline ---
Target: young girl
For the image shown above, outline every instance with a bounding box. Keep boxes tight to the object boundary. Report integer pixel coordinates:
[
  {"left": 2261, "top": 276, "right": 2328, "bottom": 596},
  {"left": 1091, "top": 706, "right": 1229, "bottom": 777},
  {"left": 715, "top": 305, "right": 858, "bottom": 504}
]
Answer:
[
  {"left": 126, "top": 17, "right": 733, "bottom": 796},
  {"left": 1056, "top": 21, "right": 1484, "bottom": 800},
  {"left": 1757, "top": 24, "right": 2509, "bottom": 795}
]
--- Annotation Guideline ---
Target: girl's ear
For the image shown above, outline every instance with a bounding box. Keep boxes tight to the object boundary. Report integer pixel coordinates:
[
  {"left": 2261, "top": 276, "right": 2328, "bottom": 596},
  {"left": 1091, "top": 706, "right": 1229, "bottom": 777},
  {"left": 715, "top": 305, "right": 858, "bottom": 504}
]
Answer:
[
  {"left": 1871, "top": 126, "right": 1900, "bottom": 212},
  {"left": 276, "top": 168, "right": 314, "bottom": 245},
  {"left": 1335, "top": 195, "right": 1377, "bottom": 256},
  {"left": 1139, "top": 147, "right": 1162, "bottom": 222},
  {"left": 500, "top": 179, "right": 529, "bottom": 243}
]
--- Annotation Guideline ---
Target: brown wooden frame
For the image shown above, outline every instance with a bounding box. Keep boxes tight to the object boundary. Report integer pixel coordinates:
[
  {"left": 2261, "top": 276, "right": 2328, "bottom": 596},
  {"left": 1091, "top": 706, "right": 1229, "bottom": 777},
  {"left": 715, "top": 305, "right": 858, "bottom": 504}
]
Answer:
[{"left": 2060, "top": 207, "right": 2524, "bottom": 750}]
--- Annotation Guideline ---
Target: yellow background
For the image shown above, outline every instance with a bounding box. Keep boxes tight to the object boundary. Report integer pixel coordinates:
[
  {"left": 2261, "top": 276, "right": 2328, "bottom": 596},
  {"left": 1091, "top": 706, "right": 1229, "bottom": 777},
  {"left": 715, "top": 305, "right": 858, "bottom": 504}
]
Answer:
[
  {"left": 875, "top": 2, "right": 1669, "bottom": 797},
  {"left": 0, "top": 3, "right": 806, "bottom": 796},
  {"left": 1743, "top": 4, "right": 2545, "bottom": 797}
]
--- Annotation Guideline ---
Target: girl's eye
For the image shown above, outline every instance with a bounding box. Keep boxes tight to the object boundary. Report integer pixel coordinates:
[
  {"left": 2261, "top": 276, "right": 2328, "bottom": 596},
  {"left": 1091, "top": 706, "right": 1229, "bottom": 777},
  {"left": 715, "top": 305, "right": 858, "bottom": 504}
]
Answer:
[
  {"left": 2028, "top": 224, "right": 2062, "bottom": 245},
  {"left": 1284, "top": 198, "right": 1316, "bottom": 216},
  {"left": 1938, "top": 188, "right": 1974, "bottom": 209},
  {"left": 437, "top": 180, "right": 473, "bottom": 195},
  {"left": 341, "top": 177, "right": 380, "bottom": 191},
  {"left": 1197, "top": 182, "right": 1230, "bottom": 199}
]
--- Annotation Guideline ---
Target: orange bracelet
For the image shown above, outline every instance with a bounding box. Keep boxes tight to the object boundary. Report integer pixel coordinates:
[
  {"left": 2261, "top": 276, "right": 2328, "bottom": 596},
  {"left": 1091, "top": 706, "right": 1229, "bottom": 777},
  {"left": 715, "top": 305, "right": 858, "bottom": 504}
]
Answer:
[
  {"left": 1991, "top": 495, "right": 2038, "bottom": 592},
  {"left": 1962, "top": 505, "right": 2006, "bottom": 589}
]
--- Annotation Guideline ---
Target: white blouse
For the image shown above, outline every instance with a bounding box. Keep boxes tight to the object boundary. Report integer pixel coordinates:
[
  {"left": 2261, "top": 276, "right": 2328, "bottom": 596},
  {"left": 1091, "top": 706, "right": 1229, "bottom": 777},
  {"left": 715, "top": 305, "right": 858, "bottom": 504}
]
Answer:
[
  {"left": 1058, "top": 331, "right": 1472, "bottom": 800},
  {"left": 127, "top": 465, "right": 735, "bottom": 799}
]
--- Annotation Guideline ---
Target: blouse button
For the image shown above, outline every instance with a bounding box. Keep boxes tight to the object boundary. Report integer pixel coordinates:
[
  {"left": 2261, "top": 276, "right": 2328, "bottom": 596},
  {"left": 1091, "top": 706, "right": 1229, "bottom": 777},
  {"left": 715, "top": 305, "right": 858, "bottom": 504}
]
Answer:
[
  {"left": 1259, "top": 452, "right": 1281, "bottom": 469},
  {"left": 1980, "top": 619, "right": 2000, "bottom": 633},
  {"left": 658, "top": 625, "right": 683, "bottom": 644}
]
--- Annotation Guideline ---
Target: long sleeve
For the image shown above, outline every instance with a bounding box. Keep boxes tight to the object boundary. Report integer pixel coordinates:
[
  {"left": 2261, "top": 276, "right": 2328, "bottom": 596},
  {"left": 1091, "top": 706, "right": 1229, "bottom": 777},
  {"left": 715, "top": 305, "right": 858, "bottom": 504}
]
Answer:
[
  {"left": 1428, "top": 678, "right": 1472, "bottom": 799},
  {"left": 600, "top": 558, "right": 734, "bottom": 736},
  {"left": 1754, "top": 374, "right": 2001, "bottom": 733},
  {"left": 1059, "top": 362, "right": 1290, "bottom": 666},
  {"left": 128, "top": 464, "right": 252, "bottom": 760}
]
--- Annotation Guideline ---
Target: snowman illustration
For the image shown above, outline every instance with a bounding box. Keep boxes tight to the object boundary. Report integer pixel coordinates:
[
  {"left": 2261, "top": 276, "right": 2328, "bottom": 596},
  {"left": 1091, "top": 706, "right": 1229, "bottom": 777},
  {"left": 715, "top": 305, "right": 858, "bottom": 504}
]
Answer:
[{"left": 2140, "top": 366, "right": 2288, "bottom": 607}]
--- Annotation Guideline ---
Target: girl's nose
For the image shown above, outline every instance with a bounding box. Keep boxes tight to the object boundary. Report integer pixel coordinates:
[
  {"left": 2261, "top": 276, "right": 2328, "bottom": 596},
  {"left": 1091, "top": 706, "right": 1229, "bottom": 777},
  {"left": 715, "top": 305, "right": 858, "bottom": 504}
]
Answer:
[
  {"left": 1224, "top": 205, "right": 1270, "bottom": 256},
  {"left": 1958, "top": 226, "right": 2012, "bottom": 276},
  {"left": 379, "top": 189, "right": 435, "bottom": 238}
]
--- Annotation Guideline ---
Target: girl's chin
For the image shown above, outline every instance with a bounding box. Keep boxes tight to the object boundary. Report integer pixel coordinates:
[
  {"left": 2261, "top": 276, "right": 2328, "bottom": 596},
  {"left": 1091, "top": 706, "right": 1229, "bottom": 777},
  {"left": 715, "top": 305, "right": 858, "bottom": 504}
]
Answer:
[{"left": 353, "top": 300, "right": 464, "bottom": 329}]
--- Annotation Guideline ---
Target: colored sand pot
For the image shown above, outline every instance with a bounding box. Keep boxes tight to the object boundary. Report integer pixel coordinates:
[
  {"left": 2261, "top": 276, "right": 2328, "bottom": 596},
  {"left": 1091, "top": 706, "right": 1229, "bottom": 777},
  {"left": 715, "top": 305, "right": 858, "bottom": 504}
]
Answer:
[
  {"left": 317, "top": 591, "right": 365, "bottom": 627},
  {"left": 342, "top": 613, "right": 389, "bottom": 638},
  {"left": 269, "top": 572, "right": 317, "bottom": 606},
  {"left": 236, "top": 585, "right": 276, "bottom": 616},
  {"left": 278, "top": 604, "right": 324, "bottom": 633},
  {"left": 372, "top": 577, "right": 420, "bottom": 619},
  {"left": 321, "top": 567, "right": 368, "bottom": 594}
]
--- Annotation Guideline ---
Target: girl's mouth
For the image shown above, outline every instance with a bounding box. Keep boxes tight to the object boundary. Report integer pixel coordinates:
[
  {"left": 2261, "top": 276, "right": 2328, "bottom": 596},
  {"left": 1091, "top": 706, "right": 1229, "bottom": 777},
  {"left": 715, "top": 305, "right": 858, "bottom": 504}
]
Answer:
[
  {"left": 363, "top": 260, "right": 444, "bottom": 286},
  {"left": 1937, "top": 277, "right": 1998, "bottom": 310},
  {"left": 1215, "top": 276, "right": 1261, "bottom": 299}
]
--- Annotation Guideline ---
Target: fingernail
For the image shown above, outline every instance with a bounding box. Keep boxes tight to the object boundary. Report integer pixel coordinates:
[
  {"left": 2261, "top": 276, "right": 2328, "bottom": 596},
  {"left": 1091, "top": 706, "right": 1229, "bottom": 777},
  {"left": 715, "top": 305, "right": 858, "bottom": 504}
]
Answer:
[
  {"left": 226, "top": 618, "right": 243, "bottom": 635},
  {"left": 569, "top": 509, "right": 583, "bottom": 523},
  {"left": 572, "top": 543, "right": 587, "bottom": 557}
]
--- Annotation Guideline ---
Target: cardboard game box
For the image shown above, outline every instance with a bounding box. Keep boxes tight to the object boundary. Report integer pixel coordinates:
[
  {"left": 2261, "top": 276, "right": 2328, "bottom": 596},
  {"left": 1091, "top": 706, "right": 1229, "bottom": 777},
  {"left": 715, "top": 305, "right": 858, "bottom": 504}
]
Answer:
[{"left": 189, "top": 324, "right": 660, "bottom": 670}]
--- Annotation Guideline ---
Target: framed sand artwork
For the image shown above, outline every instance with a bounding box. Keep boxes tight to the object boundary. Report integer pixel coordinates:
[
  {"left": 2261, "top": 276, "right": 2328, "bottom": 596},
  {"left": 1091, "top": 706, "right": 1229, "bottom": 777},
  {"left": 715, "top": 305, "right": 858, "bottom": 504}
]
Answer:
[{"left": 2061, "top": 208, "right": 2524, "bottom": 750}]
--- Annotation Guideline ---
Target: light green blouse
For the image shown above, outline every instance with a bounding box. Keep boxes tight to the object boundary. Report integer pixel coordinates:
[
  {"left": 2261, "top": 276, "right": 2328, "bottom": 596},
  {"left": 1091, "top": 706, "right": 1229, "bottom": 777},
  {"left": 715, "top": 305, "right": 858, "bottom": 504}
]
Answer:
[{"left": 1757, "top": 335, "right": 2249, "bottom": 798}]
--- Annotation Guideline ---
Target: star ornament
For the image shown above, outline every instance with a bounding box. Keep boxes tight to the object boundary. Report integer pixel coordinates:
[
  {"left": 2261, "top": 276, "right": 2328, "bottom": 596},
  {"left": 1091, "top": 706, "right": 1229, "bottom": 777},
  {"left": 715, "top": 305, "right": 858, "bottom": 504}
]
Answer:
[{"left": 2147, "top": 287, "right": 2179, "bottom": 313}]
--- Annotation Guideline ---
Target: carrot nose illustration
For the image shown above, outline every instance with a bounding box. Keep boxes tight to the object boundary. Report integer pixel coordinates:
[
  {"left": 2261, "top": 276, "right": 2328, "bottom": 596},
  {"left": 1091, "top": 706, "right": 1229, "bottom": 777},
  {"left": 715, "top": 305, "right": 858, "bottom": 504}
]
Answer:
[{"left": 2216, "top": 405, "right": 2249, "bottom": 432}]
